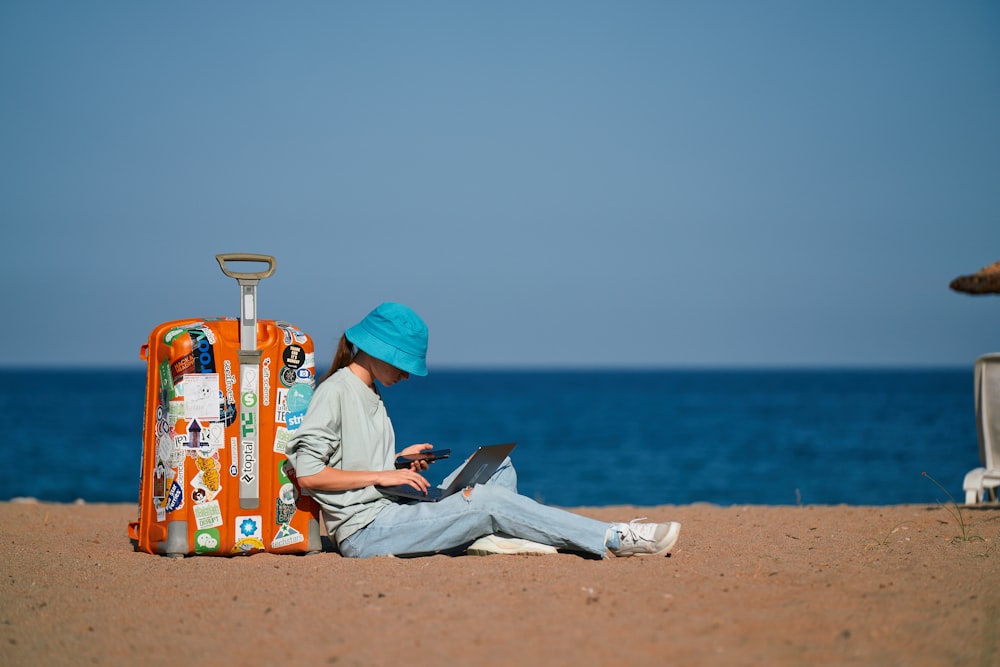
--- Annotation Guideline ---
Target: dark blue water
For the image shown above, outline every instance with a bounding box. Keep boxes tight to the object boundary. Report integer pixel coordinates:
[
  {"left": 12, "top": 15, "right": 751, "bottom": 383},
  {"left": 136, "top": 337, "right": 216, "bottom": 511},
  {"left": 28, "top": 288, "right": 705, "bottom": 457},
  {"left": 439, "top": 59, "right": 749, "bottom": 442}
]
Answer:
[{"left": 0, "top": 368, "right": 978, "bottom": 507}]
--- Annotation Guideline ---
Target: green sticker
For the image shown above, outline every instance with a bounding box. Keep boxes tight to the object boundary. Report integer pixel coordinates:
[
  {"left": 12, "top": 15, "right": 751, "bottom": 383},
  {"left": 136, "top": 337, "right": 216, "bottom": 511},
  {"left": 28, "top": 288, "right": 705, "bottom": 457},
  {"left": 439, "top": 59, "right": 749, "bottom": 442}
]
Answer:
[{"left": 194, "top": 527, "right": 221, "bottom": 554}]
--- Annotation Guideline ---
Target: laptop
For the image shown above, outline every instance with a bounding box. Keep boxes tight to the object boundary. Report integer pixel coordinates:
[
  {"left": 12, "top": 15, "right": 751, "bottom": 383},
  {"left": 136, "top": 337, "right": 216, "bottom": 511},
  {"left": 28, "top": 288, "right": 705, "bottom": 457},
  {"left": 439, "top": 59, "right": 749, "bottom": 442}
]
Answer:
[{"left": 378, "top": 442, "right": 516, "bottom": 502}]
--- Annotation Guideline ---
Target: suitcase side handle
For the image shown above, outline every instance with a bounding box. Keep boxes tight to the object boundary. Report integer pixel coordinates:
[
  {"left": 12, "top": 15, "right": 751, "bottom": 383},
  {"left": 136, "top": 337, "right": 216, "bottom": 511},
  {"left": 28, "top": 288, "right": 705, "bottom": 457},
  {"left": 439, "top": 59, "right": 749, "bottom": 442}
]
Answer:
[{"left": 215, "top": 253, "right": 277, "bottom": 281}]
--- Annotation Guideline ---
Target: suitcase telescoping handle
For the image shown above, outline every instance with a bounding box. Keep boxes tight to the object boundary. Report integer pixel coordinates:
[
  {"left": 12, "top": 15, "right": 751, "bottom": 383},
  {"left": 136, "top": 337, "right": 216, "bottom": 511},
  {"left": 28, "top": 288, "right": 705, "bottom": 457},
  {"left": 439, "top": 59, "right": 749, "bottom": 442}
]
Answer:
[
  {"left": 215, "top": 253, "right": 276, "bottom": 510},
  {"left": 215, "top": 253, "right": 276, "bottom": 353}
]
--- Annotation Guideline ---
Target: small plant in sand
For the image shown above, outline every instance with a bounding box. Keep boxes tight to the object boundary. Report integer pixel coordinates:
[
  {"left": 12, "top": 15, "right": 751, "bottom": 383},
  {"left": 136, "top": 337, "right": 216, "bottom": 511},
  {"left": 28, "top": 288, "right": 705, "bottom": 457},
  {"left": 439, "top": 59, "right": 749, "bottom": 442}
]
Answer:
[
  {"left": 921, "top": 471, "right": 985, "bottom": 543},
  {"left": 865, "top": 520, "right": 913, "bottom": 551}
]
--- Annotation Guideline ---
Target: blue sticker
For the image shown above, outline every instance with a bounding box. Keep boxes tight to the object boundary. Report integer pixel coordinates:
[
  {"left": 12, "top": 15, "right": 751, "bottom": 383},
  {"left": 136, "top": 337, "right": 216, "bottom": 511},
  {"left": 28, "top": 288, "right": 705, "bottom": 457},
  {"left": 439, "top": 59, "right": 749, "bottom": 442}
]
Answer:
[
  {"left": 166, "top": 481, "right": 184, "bottom": 512},
  {"left": 286, "top": 410, "right": 306, "bottom": 431},
  {"left": 286, "top": 384, "right": 313, "bottom": 412},
  {"left": 239, "top": 517, "right": 259, "bottom": 537}
]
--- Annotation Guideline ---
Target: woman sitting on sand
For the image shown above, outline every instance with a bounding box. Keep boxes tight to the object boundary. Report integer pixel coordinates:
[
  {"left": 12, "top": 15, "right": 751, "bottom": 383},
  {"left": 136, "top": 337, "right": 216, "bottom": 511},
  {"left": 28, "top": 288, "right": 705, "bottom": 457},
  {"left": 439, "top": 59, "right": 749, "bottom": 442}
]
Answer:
[{"left": 286, "top": 302, "right": 681, "bottom": 558}]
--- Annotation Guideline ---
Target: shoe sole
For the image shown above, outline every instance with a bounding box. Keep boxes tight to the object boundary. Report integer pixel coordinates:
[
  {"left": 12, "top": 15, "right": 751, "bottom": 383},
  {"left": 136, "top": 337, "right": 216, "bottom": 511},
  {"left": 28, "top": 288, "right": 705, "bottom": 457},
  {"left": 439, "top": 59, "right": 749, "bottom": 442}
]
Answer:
[
  {"left": 466, "top": 536, "right": 558, "bottom": 556},
  {"left": 466, "top": 548, "right": 556, "bottom": 556}
]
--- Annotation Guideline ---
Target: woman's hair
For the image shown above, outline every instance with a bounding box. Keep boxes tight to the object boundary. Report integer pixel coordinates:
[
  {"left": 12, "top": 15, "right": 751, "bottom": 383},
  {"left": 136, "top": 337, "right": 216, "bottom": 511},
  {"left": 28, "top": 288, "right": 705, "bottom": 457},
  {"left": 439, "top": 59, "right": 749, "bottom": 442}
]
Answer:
[{"left": 318, "top": 334, "right": 356, "bottom": 383}]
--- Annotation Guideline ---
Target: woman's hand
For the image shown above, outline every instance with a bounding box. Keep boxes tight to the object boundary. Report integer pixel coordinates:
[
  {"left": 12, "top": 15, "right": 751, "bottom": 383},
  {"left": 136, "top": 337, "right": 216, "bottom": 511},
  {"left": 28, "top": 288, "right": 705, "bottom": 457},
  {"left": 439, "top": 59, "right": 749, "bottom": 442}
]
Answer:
[
  {"left": 399, "top": 443, "right": 433, "bottom": 457},
  {"left": 375, "top": 468, "right": 431, "bottom": 494},
  {"left": 397, "top": 443, "right": 434, "bottom": 471}
]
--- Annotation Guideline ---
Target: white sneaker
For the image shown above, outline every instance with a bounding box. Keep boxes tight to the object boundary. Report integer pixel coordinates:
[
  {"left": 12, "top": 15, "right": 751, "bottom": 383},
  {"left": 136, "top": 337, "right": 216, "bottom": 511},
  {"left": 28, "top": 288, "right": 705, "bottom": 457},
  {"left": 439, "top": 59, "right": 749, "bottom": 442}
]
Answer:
[
  {"left": 466, "top": 534, "right": 559, "bottom": 556},
  {"left": 608, "top": 519, "right": 681, "bottom": 557}
]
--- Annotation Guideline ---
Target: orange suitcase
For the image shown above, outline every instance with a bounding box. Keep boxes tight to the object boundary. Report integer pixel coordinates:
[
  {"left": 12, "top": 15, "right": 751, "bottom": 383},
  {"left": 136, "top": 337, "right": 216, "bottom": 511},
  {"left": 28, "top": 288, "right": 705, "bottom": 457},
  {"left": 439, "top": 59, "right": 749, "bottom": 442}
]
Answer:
[{"left": 129, "top": 254, "right": 321, "bottom": 556}]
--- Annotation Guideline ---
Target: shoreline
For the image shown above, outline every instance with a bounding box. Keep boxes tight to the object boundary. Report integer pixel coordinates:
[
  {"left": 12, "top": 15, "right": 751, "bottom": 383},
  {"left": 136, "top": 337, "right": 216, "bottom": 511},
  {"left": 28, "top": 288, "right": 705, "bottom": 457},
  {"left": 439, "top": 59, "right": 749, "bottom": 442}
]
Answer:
[{"left": 2, "top": 501, "right": 998, "bottom": 666}]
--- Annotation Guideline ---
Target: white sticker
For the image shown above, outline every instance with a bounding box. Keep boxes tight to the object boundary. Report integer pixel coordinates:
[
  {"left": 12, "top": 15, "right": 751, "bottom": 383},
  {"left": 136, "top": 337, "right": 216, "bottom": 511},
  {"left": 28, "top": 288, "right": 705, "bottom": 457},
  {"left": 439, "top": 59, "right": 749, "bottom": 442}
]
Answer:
[
  {"left": 271, "top": 524, "right": 304, "bottom": 549},
  {"left": 273, "top": 426, "right": 291, "bottom": 454},
  {"left": 274, "top": 388, "right": 289, "bottom": 424},
  {"left": 193, "top": 500, "right": 224, "bottom": 530},
  {"left": 183, "top": 374, "right": 221, "bottom": 420}
]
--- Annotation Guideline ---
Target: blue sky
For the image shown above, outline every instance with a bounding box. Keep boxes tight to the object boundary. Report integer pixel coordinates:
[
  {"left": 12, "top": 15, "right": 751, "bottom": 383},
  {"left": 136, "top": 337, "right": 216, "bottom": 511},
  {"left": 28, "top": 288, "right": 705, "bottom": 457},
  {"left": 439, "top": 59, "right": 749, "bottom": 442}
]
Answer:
[{"left": 2, "top": 1, "right": 998, "bottom": 369}]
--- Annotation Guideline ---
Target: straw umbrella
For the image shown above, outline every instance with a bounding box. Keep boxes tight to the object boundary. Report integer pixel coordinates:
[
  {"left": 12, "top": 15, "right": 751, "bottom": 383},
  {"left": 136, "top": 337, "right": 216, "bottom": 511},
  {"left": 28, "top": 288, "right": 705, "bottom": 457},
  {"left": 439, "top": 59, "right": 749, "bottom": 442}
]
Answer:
[
  {"left": 951, "top": 259, "right": 1000, "bottom": 505},
  {"left": 950, "top": 260, "right": 1000, "bottom": 295}
]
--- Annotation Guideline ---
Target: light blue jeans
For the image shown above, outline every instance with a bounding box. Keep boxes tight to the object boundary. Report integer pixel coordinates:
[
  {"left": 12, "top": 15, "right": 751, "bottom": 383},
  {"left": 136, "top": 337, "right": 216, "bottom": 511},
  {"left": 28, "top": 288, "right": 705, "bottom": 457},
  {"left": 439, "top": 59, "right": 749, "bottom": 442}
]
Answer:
[{"left": 338, "top": 457, "right": 611, "bottom": 558}]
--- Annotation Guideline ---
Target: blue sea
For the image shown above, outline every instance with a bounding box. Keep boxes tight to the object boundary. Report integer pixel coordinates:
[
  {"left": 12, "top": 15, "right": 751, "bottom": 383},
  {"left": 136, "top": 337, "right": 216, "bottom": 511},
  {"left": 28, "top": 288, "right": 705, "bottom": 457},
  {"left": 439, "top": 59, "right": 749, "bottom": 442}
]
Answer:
[{"left": 1, "top": 368, "right": 980, "bottom": 508}]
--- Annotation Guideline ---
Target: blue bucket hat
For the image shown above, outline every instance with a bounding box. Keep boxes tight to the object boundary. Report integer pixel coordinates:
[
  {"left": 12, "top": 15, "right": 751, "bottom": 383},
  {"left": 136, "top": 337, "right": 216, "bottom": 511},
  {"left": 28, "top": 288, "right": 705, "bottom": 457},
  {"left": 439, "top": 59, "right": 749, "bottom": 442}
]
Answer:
[{"left": 345, "top": 302, "right": 428, "bottom": 376}]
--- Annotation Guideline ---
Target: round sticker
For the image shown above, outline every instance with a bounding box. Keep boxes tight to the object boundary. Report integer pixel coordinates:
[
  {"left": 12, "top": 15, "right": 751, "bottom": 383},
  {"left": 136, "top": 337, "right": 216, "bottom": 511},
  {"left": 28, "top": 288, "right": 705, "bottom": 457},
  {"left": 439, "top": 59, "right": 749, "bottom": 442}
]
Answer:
[
  {"left": 280, "top": 367, "right": 298, "bottom": 387},
  {"left": 283, "top": 345, "right": 305, "bottom": 370},
  {"left": 279, "top": 482, "right": 297, "bottom": 505},
  {"left": 286, "top": 384, "right": 314, "bottom": 413}
]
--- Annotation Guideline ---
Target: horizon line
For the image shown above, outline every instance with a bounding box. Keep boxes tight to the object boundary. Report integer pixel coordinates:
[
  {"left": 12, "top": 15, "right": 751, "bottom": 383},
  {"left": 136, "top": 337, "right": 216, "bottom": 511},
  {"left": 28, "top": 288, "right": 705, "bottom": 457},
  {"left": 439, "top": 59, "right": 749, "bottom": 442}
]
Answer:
[{"left": 0, "top": 362, "right": 975, "bottom": 373}]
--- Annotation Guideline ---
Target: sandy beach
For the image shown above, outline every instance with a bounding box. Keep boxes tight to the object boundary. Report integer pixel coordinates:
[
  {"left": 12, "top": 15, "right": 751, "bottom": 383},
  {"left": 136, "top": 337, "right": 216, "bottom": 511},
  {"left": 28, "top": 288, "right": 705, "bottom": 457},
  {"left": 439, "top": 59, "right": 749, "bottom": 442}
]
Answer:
[{"left": 2, "top": 500, "right": 998, "bottom": 666}]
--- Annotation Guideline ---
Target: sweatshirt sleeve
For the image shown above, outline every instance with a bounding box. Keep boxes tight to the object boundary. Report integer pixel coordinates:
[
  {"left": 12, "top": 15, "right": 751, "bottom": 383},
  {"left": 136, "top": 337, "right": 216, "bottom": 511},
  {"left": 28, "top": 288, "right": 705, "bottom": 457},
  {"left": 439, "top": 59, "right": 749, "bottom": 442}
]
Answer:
[{"left": 285, "top": 380, "right": 343, "bottom": 478}]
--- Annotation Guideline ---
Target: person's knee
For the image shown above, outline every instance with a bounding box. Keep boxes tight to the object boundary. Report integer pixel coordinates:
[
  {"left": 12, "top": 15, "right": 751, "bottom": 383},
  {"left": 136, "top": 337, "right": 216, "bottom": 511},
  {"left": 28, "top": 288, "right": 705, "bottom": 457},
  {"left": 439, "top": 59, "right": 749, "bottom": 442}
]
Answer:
[{"left": 464, "top": 482, "right": 512, "bottom": 506}]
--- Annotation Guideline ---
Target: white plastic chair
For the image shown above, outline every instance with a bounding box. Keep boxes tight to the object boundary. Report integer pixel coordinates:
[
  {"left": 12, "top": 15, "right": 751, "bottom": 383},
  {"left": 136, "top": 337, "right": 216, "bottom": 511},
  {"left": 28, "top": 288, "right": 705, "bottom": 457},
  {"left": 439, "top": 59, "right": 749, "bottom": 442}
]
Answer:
[{"left": 963, "top": 353, "right": 1000, "bottom": 504}]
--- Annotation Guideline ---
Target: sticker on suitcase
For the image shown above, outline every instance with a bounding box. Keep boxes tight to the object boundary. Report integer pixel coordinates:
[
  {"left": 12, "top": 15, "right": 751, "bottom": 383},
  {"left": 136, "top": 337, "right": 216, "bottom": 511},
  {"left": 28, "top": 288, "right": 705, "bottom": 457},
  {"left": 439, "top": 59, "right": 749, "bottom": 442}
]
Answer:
[{"left": 233, "top": 515, "right": 265, "bottom": 554}]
